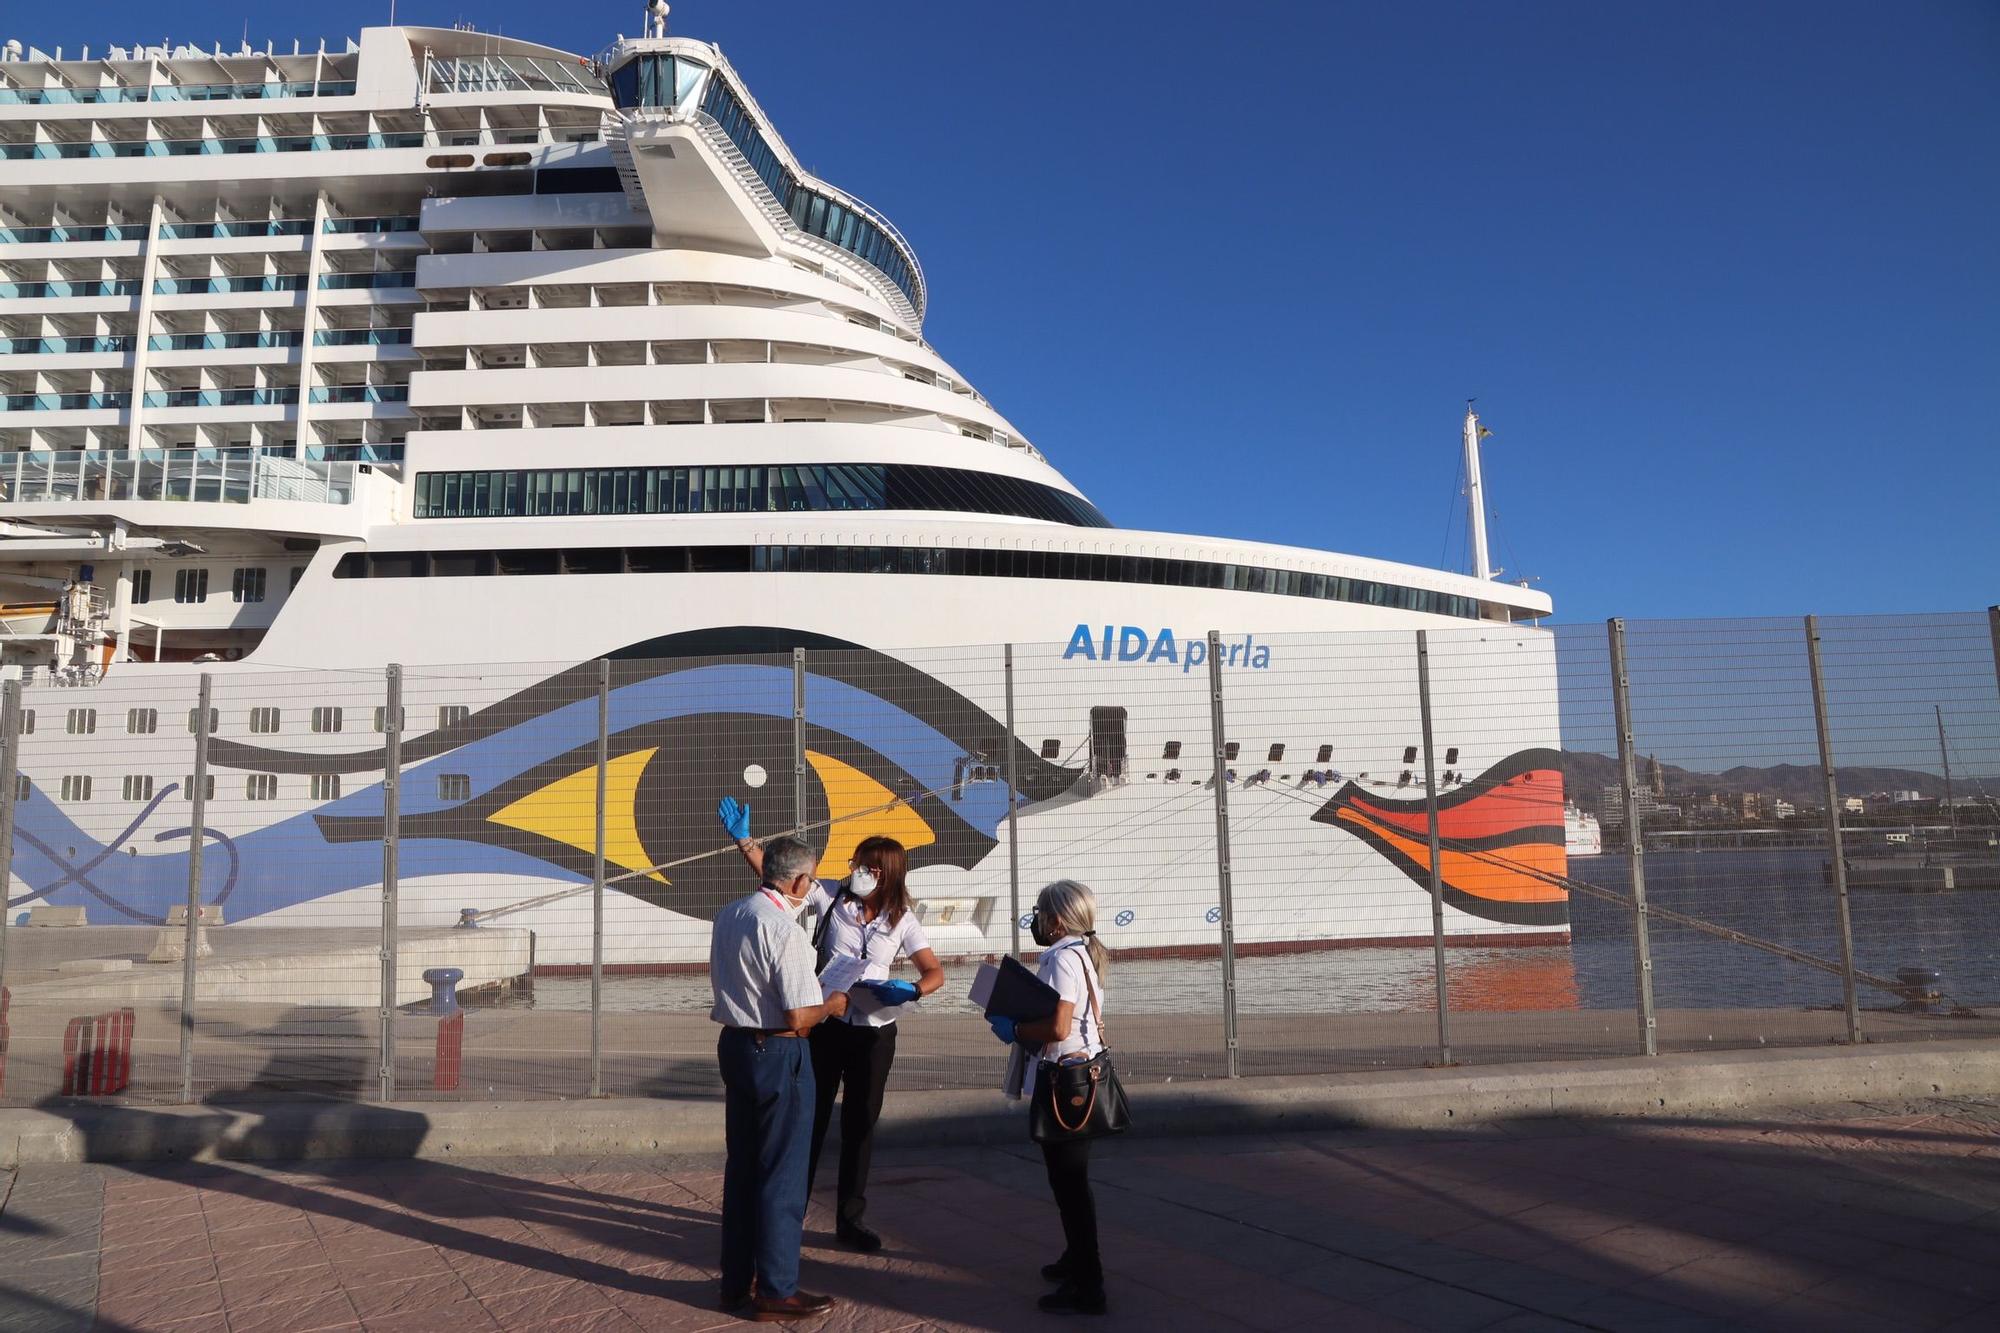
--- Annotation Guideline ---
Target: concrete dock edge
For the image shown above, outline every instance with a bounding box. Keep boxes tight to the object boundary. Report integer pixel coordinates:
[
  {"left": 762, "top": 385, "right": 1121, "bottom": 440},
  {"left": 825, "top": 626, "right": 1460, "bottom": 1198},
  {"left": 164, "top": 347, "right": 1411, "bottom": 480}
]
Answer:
[{"left": 4, "top": 1038, "right": 1996, "bottom": 1167}]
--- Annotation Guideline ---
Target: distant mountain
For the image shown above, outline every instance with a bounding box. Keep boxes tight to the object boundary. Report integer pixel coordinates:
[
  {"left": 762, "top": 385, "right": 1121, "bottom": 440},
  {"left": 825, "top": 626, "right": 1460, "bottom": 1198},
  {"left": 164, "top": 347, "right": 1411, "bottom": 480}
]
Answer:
[{"left": 1556, "top": 752, "right": 1988, "bottom": 813}]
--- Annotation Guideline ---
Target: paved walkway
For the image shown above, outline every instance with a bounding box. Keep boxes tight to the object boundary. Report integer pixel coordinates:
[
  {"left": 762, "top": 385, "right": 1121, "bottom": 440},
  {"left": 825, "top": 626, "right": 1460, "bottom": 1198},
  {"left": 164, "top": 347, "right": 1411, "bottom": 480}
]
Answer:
[{"left": 1, "top": 1097, "right": 1997, "bottom": 1331}]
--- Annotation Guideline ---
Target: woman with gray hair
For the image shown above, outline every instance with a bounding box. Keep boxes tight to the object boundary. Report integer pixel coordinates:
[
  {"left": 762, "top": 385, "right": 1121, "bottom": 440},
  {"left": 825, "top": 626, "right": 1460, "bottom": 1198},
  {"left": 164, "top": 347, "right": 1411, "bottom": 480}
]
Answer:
[{"left": 987, "top": 879, "right": 1112, "bottom": 1315}]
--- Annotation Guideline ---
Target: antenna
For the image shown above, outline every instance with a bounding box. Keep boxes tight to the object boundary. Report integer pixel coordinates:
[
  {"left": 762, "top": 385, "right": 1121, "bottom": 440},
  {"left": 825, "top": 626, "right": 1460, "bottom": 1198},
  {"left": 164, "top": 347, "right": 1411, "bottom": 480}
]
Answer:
[{"left": 1461, "top": 402, "right": 1493, "bottom": 582}]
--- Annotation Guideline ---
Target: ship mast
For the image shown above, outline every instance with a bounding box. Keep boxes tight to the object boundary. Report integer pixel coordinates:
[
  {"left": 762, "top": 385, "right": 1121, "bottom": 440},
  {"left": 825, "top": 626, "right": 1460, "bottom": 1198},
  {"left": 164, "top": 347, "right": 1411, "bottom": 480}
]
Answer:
[{"left": 1462, "top": 402, "right": 1492, "bottom": 581}]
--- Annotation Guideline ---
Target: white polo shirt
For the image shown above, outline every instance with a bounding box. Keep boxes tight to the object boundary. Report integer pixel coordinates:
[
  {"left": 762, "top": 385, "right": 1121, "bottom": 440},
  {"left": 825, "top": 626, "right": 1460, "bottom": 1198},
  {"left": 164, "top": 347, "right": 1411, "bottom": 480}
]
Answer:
[
  {"left": 808, "top": 882, "right": 931, "bottom": 1025},
  {"left": 708, "top": 887, "right": 823, "bottom": 1030},
  {"left": 1036, "top": 937, "right": 1106, "bottom": 1061}
]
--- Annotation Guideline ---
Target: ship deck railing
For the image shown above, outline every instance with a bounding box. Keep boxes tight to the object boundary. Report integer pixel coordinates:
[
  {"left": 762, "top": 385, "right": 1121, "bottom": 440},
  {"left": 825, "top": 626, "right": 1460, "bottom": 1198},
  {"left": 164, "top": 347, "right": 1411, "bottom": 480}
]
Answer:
[{"left": 0, "top": 448, "right": 359, "bottom": 506}]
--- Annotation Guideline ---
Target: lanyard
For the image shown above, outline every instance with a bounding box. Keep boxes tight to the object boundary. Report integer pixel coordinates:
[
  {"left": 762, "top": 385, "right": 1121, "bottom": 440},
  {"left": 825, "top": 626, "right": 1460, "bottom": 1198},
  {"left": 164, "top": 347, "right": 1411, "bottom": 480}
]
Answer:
[{"left": 759, "top": 887, "right": 793, "bottom": 914}]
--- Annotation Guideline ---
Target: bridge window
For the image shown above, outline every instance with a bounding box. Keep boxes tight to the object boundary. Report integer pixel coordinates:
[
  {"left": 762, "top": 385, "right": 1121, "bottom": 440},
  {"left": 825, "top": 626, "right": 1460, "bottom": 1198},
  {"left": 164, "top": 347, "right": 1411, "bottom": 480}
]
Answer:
[
  {"left": 127, "top": 708, "right": 157, "bottom": 735},
  {"left": 122, "top": 775, "right": 155, "bottom": 802},
  {"left": 249, "top": 707, "right": 281, "bottom": 734},
  {"left": 246, "top": 773, "right": 278, "bottom": 801},
  {"left": 67, "top": 708, "right": 96, "bottom": 735},
  {"left": 311, "top": 774, "right": 342, "bottom": 801},
  {"left": 60, "top": 775, "right": 92, "bottom": 802},
  {"left": 232, "top": 567, "right": 267, "bottom": 604}
]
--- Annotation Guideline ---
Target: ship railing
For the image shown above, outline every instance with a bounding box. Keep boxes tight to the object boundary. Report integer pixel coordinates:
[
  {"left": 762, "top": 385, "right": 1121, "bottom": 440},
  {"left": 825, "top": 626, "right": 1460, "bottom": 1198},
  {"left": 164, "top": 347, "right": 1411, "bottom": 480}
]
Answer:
[
  {"left": 0, "top": 449, "right": 359, "bottom": 506},
  {"left": 680, "top": 112, "right": 923, "bottom": 330}
]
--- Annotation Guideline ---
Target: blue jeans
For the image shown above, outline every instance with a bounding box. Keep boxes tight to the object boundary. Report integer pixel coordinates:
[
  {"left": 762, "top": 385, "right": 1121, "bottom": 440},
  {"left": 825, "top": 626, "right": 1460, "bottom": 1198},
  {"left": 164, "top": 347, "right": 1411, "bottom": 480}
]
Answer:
[{"left": 718, "top": 1028, "right": 815, "bottom": 1300}]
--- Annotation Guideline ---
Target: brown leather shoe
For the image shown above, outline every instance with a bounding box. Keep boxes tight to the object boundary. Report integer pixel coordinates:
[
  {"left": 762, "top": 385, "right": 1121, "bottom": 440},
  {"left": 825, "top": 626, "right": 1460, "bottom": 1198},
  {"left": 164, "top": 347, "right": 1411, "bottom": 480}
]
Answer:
[{"left": 751, "top": 1291, "right": 837, "bottom": 1322}]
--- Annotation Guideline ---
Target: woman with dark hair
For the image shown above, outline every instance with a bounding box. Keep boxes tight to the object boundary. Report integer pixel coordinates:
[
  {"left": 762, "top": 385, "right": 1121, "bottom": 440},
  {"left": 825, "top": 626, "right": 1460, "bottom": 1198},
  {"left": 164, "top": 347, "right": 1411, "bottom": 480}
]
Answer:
[{"left": 719, "top": 802, "right": 946, "bottom": 1251}]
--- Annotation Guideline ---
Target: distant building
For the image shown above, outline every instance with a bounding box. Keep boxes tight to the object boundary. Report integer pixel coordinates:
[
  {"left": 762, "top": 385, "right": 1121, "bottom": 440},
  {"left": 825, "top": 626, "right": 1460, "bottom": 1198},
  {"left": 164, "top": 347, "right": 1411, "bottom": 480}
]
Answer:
[
  {"left": 1771, "top": 798, "right": 1796, "bottom": 819},
  {"left": 1842, "top": 797, "right": 1866, "bottom": 814},
  {"left": 1646, "top": 755, "right": 1667, "bottom": 796},
  {"left": 1599, "top": 784, "right": 1663, "bottom": 828}
]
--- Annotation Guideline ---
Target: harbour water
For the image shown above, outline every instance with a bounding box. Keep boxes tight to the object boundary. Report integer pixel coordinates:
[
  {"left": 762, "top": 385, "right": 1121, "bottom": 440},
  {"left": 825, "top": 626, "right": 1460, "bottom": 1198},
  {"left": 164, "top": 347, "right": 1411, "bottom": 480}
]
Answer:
[{"left": 519, "top": 850, "right": 2000, "bottom": 1017}]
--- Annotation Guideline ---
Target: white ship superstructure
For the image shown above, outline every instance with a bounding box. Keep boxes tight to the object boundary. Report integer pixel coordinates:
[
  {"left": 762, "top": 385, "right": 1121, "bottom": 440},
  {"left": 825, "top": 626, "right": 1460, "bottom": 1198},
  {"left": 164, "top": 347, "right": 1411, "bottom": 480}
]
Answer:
[{"left": 0, "top": 21, "right": 1569, "bottom": 966}]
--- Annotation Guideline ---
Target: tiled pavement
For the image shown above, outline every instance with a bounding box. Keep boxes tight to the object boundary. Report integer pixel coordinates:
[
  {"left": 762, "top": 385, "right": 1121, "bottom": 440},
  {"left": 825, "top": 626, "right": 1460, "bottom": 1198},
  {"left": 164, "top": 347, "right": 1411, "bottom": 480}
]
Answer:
[{"left": 1, "top": 1097, "right": 1998, "bottom": 1331}]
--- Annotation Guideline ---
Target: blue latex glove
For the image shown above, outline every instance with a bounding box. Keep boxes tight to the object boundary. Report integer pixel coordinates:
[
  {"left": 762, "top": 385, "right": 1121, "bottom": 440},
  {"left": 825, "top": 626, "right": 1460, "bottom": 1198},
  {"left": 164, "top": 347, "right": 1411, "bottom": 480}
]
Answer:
[
  {"left": 986, "top": 1014, "right": 1017, "bottom": 1044},
  {"left": 716, "top": 796, "right": 752, "bottom": 842},
  {"left": 861, "top": 979, "right": 920, "bottom": 1006}
]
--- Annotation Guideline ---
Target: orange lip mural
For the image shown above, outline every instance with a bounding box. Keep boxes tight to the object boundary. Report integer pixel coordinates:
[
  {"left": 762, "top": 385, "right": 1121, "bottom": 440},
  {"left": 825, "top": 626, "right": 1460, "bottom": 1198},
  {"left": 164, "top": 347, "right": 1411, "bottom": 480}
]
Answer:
[{"left": 1309, "top": 748, "right": 1570, "bottom": 927}]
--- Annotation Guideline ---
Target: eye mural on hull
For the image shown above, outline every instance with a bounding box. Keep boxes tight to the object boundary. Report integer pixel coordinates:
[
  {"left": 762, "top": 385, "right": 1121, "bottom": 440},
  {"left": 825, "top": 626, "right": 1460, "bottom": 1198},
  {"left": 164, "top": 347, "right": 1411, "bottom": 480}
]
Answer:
[
  {"left": 5, "top": 633, "right": 1082, "bottom": 926},
  {"left": 5, "top": 631, "right": 1569, "bottom": 932},
  {"left": 1308, "top": 748, "right": 1572, "bottom": 927}
]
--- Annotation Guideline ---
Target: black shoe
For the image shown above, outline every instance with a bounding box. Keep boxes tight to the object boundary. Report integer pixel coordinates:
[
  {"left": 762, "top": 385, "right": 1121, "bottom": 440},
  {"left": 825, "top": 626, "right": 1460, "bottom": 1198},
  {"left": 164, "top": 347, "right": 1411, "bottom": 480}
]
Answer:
[
  {"left": 1038, "top": 1283, "right": 1106, "bottom": 1316},
  {"left": 836, "top": 1222, "right": 883, "bottom": 1252},
  {"left": 1041, "top": 1258, "right": 1070, "bottom": 1283},
  {"left": 752, "top": 1291, "right": 837, "bottom": 1322}
]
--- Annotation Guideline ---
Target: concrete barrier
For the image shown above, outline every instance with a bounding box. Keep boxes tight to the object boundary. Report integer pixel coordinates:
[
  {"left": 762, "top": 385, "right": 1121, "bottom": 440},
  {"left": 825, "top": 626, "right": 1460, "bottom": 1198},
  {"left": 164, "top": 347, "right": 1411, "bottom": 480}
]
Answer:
[{"left": 3, "top": 1037, "right": 1997, "bottom": 1167}]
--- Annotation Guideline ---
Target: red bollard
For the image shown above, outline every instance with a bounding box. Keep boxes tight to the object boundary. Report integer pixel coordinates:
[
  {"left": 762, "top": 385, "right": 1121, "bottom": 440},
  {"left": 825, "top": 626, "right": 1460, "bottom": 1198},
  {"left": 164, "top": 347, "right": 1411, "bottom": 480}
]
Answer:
[
  {"left": 61, "top": 1010, "right": 135, "bottom": 1096},
  {"left": 62, "top": 1015, "right": 92, "bottom": 1095},
  {"left": 110, "top": 1008, "right": 134, "bottom": 1093},
  {"left": 434, "top": 1011, "right": 465, "bottom": 1091}
]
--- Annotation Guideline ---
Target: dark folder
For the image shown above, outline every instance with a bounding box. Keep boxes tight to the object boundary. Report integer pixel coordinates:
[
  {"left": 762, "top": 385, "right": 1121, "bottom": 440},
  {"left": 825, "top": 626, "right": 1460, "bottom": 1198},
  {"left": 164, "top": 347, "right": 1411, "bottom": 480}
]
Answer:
[{"left": 983, "top": 955, "right": 1060, "bottom": 1022}]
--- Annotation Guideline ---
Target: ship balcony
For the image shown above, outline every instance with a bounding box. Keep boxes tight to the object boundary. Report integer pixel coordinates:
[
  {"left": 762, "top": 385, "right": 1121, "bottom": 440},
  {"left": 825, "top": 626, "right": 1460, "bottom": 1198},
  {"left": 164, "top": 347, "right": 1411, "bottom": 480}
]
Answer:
[{"left": 0, "top": 448, "right": 363, "bottom": 507}]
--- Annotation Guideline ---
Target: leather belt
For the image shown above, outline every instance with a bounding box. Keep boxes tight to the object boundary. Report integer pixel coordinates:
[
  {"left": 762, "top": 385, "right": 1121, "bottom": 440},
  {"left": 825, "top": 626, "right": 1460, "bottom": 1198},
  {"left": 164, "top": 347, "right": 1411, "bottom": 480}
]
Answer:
[{"left": 724, "top": 1025, "right": 802, "bottom": 1040}]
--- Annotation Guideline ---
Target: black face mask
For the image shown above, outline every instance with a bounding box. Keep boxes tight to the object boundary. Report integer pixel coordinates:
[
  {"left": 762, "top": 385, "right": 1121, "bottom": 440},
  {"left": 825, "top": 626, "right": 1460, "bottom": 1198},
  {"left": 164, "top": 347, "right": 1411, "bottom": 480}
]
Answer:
[{"left": 1029, "top": 907, "right": 1058, "bottom": 948}]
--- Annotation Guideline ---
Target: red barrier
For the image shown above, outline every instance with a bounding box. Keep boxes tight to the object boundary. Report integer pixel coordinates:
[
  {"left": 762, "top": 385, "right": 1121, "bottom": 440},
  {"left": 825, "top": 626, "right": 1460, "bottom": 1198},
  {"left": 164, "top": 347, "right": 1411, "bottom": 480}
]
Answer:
[
  {"left": 434, "top": 1011, "right": 465, "bottom": 1091},
  {"left": 61, "top": 1015, "right": 90, "bottom": 1095},
  {"left": 61, "top": 1008, "right": 134, "bottom": 1096}
]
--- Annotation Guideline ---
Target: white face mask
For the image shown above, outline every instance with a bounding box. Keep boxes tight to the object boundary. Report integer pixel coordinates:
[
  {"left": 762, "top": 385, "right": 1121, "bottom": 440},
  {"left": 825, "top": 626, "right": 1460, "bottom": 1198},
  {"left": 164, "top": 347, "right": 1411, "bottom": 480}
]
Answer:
[{"left": 848, "top": 866, "right": 879, "bottom": 899}]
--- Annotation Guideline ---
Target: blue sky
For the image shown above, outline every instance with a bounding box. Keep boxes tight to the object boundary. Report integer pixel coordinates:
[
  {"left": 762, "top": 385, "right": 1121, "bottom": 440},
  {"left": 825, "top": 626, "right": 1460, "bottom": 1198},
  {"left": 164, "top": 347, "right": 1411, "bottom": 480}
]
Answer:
[{"left": 33, "top": 2, "right": 1998, "bottom": 622}]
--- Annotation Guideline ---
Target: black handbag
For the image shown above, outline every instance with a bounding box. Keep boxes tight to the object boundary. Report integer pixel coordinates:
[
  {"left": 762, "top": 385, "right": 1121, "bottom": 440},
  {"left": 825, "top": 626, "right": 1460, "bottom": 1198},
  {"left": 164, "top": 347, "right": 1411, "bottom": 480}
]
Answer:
[{"left": 1029, "top": 951, "right": 1130, "bottom": 1144}]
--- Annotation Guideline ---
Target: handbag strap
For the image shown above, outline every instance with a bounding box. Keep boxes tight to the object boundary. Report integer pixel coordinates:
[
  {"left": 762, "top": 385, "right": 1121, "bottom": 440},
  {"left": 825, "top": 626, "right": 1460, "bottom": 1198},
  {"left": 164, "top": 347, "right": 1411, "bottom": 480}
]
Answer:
[
  {"left": 811, "top": 885, "right": 851, "bottom": 975},
  {"left": 1063, "top": 940, "right": 1107, "bottom": 1050}
]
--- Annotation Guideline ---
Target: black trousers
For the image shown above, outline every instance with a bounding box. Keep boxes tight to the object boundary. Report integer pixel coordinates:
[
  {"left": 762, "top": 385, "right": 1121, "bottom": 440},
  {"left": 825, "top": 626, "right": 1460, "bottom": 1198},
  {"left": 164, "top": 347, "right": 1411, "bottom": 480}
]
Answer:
[
  {"left": 1041, "top": 1138, "right": 1103, "bottom": 1289},
  {"left": 807, "top": 1019, "right": 897, "bottom": 1228}
]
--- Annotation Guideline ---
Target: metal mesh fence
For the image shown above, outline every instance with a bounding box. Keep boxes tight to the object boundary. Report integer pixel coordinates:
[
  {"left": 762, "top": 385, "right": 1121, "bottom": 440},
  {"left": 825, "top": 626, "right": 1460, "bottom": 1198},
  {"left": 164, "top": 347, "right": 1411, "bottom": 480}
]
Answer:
[{"left": 1, "top": 608, "right": 1995, "bottom": 1109}]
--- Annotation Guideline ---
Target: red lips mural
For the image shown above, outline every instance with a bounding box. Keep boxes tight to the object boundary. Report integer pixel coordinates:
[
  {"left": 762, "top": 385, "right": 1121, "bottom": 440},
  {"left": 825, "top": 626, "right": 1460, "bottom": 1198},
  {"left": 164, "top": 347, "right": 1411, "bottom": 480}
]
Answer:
[{"left": 1309, "top": 748, "right": 1571, "bottom": 927}]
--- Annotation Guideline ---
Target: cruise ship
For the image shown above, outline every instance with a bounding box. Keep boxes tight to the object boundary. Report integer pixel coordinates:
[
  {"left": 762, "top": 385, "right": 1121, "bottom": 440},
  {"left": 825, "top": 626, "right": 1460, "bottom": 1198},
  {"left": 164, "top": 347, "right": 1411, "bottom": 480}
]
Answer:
[{"left": 0, "top": 15, "right": 1568, "bottom": 967}]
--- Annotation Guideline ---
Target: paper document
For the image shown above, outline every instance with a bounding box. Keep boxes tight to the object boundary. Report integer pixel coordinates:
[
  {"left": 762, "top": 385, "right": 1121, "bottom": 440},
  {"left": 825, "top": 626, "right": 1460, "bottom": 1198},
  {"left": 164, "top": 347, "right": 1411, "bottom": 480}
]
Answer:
[
  {"left": 968, "top": 962, "right": 1000, "bottom": 1010},
  {"left": 818, "top": 954, "right": 866, "bottom": 1000}
]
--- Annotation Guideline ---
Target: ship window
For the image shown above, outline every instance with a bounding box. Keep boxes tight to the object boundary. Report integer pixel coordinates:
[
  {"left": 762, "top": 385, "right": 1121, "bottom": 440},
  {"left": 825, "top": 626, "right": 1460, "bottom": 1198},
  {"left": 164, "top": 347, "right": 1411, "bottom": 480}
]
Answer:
[
  {"left": 438, "top": 773, "right": 472, "bottom": 802},
  {"left": 249, "top": 707, "right": 281, "bottom": 734},
  {"left": 1402, "top": 746, "right": 1419, "bottom": 765},
  {"left": 61, "top": 775, "right": 92, "bottom": 802},
  {"left": 14, "top": 776, "right": 27, "bottom": 801},
  {"left": 127, "top": 708, "right": 158, "bottom": 735},
  {"left": 496, "top": 549, "right": 558, "bottom": 576},
  {"left": 311, "top": 707, "right": 343, "bottom": 734},
  {"left": 188, "top": 707, "right": 219, "bottom": 734},
  {"left": 1316, "top": 744, "right": 1334, "bottom": 763},
  {"left": 1224, "top": 742, "right": 1240, "bottom": 761},
  {"left": 18, "top": 709, "right": 33, "bottom": 735},
  {"left": 133, "top": 569, "right": 152, "bottom": 603},
  {"left": 373, "top": 706, "right": 405, "bottom": 733},
  {"left": 181, "top": 775, "right": 216, "bottom": 801},
  {"left": 246, "top": 773, "right": 279, "bottom": 801},
  {"left": 1445, "top": 747, "right": 1459, "bottom": 765},
  {"left": 290, "top": 566, "right": 306, "bottom": 591},
  {"left": 1041, "top": 739, "right": 1061, "bottom": 759},
  {"left": 232, "top": 567, "right": 267, "bottom": 603},
  {"left": 438, "top": 706, "right": 470, "bottom": 729},
  {"left": 175, "top": 569, "right": 209, "bottom": 603},
  {"left": 1268, "top": 744, "right": 1285, "bottom": 763},
  {"left": 122, "top": 775, "right": 155, "bottom": 802},
  {"left": 1163, "top": 741, "right": 1182, "bottom": 760},
  {"left": 311, "top": 774, "right": 342, "bottom": 801},
  {"left": 371, "top": 553, "right": 428, "bottom": 579},
  {"left": 326, "top": 539, "right": 1494, "bottom": 620},
  {"left": 67, "top": 708, "right": 97, "bottom": 735}
]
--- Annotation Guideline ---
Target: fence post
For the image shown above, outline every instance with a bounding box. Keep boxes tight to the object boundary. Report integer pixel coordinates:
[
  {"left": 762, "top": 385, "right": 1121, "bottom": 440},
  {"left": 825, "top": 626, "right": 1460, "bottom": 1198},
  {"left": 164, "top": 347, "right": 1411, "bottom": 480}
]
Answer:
[
  {"left": 1004, "top": 644, "right": 1022, "bottom": 960},
  {"left": 1415, "top": 632, "right": 1453, "bottom": 1065},
  {"left": 379, "top": 663, "right": 403, "bottom": 1100},
  {"left": 590, "top": 657, "right": 608, "bottom": 1098},
  {"left": 1204, "top": 631, "right": 1240, "bottom": 1078},
  {"left": 0, "top": 678, "right": 21, "bottom": 996},
  {"left": 1804, "top": 617, "right": 1862, "bottom": 1044},
  {"left": 792, "top": 648, "right": 806, "bottom": 839},
  {"left": 1607, "top": 620, "right": 1659, "bottom": 1055},
  {"left": 179, "top": 674, "right": 212, "bottom": 1102}
]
